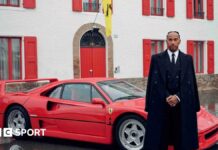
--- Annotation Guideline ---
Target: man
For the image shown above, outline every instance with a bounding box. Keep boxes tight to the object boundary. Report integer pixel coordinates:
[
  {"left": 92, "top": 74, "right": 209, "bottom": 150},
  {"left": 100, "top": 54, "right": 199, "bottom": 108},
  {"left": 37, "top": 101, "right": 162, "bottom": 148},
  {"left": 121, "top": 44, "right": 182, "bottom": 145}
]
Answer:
[{"left": 144, "top": 31, "right": 200, "bottom": 150}]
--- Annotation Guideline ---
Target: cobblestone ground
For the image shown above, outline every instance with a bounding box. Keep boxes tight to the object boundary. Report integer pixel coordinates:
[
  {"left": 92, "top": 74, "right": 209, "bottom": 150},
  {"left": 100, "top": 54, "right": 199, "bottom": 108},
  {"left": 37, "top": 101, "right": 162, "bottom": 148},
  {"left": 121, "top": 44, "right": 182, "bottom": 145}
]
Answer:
[{"left": 0, "top": 90, "right": 217, "bottom": 150}]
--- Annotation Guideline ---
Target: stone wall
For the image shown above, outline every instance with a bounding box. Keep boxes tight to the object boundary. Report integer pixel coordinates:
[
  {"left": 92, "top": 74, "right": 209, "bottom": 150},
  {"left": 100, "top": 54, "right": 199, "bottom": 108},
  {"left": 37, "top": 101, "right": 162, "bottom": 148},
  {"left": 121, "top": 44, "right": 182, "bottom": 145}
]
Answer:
[
  {"left": 5, "top": 74, "right": 218, "bottom": 92},
  {"left": 123, "top": 74, "right": 218, "bottom": 91}
]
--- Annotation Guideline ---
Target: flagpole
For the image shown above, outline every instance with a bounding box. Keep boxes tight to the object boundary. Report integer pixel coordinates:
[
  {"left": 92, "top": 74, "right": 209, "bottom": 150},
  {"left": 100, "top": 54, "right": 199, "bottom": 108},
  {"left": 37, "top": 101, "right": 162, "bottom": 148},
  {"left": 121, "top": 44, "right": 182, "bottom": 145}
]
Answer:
[{"left": 92, "top": 0, "right": 103, "bottom": 29}]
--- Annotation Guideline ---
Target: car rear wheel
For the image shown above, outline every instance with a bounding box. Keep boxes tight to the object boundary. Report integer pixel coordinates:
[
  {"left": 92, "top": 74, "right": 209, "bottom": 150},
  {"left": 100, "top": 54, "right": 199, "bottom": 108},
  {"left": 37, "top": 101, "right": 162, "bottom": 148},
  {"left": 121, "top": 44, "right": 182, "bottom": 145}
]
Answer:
[
  {"left": 115, "top": 115, "right": 146, "bottom": 150},
  {"left": 5, "top": 105, "right": 31, "bottom": 139}
]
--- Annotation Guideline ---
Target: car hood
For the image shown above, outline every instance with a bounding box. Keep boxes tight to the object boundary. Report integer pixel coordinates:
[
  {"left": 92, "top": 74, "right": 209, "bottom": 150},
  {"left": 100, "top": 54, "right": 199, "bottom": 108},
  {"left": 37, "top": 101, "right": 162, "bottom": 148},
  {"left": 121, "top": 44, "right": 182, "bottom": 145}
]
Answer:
[
  {"left": 112, "top": 98, "right": 145, "bottom": 110},
  {"left": 197, "top": 107, "right": 218, "bottom": 132}
]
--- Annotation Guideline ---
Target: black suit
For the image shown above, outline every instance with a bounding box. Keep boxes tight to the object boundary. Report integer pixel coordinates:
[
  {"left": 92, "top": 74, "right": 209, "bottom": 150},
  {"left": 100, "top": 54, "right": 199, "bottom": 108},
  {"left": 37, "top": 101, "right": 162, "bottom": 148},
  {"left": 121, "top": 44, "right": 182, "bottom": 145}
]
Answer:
[{"left": 144, "top": 50, "right": 200, "bottom": 150}]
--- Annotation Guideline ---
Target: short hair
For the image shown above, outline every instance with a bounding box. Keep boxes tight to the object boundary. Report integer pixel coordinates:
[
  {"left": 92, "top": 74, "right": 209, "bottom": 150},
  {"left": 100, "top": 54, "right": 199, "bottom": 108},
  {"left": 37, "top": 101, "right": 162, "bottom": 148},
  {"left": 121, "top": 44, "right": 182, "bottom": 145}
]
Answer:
[{"left": 167, "top": 31, "right": 180, "bottom": 39}]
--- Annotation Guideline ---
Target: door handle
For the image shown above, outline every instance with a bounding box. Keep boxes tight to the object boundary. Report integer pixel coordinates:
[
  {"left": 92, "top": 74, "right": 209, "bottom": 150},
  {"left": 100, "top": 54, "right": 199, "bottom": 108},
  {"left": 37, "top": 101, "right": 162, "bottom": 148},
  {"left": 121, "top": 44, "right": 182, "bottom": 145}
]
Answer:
[{"left": 89, "top": 69, "right": 93, "bottom": 77}]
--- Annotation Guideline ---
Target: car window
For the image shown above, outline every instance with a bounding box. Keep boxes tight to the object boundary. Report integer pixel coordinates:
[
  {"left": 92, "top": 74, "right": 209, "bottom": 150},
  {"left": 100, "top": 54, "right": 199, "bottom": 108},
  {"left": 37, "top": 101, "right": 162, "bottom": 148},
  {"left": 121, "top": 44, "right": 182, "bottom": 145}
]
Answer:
[
  {"left": 62, "top": 84, "right": 91, "bottom": 103},
  {"left": 49, "top": 86, "right": 63, "bottom": 99},
  {"left": 92, "top": 86, "right": 106, "bottom": 101}
]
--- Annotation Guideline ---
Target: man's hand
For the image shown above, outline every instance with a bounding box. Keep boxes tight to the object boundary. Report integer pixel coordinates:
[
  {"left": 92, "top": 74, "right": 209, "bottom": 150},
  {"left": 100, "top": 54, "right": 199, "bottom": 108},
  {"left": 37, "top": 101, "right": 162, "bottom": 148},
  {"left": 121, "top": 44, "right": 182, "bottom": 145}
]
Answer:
[{"left": 166, "top": 95, "right": 179, "bottom": 107}]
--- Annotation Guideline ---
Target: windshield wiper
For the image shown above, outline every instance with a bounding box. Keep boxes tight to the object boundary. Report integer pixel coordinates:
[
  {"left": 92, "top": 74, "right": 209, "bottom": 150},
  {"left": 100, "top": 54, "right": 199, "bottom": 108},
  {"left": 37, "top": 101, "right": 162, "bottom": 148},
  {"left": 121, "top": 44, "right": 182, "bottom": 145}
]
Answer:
[{"left": 114, "top": 95, "right": 142, "bottom": 101}]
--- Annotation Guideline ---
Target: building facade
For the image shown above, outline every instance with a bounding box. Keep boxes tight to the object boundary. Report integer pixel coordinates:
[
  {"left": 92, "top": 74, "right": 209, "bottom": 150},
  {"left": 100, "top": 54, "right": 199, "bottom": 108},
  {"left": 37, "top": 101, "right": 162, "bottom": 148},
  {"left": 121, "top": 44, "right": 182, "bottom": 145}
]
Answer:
[{"left": 0, "top": 0, "right": 217, "bottom": 81}]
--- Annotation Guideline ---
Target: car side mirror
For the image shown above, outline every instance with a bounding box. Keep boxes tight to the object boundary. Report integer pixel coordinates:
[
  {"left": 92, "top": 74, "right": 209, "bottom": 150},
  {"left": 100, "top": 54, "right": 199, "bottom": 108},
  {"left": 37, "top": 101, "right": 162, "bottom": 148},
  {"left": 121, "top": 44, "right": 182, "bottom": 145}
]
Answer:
[{"left": 92, "top": 98, "right": 106, "bottom": 108}]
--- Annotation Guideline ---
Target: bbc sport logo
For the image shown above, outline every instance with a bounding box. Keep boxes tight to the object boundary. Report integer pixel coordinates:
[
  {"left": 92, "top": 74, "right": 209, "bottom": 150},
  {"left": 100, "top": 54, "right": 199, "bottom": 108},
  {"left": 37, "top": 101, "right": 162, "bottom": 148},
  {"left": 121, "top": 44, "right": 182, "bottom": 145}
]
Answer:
[{"left": 0, "top": 128, "right": 46, "bottom": 137}]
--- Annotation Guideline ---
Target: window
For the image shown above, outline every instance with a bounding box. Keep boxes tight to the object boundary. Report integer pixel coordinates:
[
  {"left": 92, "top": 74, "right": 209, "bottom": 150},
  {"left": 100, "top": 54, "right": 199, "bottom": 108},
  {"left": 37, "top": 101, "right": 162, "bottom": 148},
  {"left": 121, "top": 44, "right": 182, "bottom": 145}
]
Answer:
[
  {"left": 143, "top": 39, "right": 164, "bottom": 77},
  {"left": 151, "top": 40, "right": 164, "bottom": 55},
  {"left": 143, "top": 0, "right": 174, "bottom": 17},
  {"left": 49, "top": 86, "right": 63, "bottom": 99},
  {"left": 0, "top": 37, "right": 21, "bottom": 80},
  {"left": 80, "top": 30, "right": 105, "bottom": 48},
  {"left": 62, "top": 84, "right": 91, "bottom": 103},
  {"left": 193, "top": 41, "right": 204, "bottom": 73},
  {"left": 187, "top": 0, "right": 213, "bottom": 20},
  {"left": 194, "top": 0, "right": 204, "bottom": 18},
  {"left": 83, "top": 0, "right": 99, "bottom": 12},
  {"left": 150, "top": 0, "right": 164, "bottom": 16},
  {"left": 92, "top": 86, "right": 104, "bottom": 99},
  {"left": 98, "top": 80, "right": 144, "bottom": 102},
  {"left": 43, "top": 84, "right": 108, "bottom": 103},
  {"left": 91, "top": 86, "right": 108, "bottom": 103},
  {"left": 6, "top": 81, "right": 51, "bottom": 93},
  {"left": 0, "top": 0, "right": 19, "bottom": 7}
]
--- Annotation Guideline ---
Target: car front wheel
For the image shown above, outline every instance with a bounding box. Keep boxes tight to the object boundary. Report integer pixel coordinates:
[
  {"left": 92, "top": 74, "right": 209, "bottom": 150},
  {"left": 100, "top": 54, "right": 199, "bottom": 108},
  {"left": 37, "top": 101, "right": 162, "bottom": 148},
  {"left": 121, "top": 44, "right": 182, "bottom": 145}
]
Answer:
[
  {"left": 115, "top": 115, "right": 146, "bottom": 150},
  {"left": 5, "top": 105, "right": 31, "bottom": 139}
]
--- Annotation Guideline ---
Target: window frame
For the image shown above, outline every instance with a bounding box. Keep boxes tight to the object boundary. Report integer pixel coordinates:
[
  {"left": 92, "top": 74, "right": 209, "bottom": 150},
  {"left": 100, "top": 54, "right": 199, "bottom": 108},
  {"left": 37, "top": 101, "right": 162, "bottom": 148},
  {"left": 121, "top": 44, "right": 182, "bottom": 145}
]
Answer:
[
  {"left": 150, "top": 0, "right": 164, "bottom": 16},
  {"left": 0, "top": 0, "right": 20, "bottom": 7},
  {"left": 61, "top": 83, "right": 92, "bottom": 103},
  {"left": 48, "top": 85, "right": 64, "bottom": 99},
  {"left": 151, "top": 40, "right": 164, "bottom": 55},
  {"left": 91, "top": 84, "right": 108, "bottom": 104},
  {"left": 194, "top": 0, "right": 204, "bottom": 19},
  {"left": 83, "top": 0, "right": 100, "bottom": 12},
  {"left": 0, "top": 37, "right": 22, "bottom": 80},
  {"left": 193, "top": 41, "right": 204, "bottom": 73},
  {"left": 45, "top": 82, "right": 108, "bottom": 104}
]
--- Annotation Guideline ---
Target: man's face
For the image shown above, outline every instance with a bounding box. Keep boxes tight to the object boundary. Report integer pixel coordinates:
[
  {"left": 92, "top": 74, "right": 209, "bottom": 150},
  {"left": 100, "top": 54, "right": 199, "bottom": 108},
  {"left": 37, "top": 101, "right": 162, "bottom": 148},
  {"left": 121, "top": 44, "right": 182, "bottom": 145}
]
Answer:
[{"left": 166, "top": 32, "right": 181, "bottom": 52}]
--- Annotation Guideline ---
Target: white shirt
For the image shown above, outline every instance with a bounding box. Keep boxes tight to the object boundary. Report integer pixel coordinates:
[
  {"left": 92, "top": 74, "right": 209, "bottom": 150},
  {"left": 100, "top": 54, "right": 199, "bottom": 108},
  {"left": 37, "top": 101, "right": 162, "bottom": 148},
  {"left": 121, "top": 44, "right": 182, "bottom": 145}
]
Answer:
[{"left": 167, "top": 49, "right": 179, "bottom": 63}]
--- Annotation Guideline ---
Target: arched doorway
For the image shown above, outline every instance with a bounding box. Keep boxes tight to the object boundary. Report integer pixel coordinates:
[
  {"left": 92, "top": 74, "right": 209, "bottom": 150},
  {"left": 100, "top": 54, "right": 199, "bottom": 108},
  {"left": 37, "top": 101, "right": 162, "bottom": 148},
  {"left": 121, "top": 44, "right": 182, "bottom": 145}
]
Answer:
[{"left": 80, "top": 30, "right": 106, "bottom": 78}]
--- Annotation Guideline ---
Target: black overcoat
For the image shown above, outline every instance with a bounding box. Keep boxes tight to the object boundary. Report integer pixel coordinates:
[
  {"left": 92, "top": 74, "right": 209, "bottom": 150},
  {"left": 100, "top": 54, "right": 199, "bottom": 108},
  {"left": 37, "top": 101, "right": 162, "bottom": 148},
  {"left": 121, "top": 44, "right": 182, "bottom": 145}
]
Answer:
[{"left": 144, "top": 50, "right": 200, "bottom": 150}]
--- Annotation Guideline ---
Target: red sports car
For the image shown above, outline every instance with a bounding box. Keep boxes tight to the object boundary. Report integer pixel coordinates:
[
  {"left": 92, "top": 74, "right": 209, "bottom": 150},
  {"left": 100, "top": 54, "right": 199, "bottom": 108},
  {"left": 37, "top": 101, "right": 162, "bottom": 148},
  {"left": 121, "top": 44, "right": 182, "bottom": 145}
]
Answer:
[{"left": 0, "top": 78, "right": 217, "bottom": 150}]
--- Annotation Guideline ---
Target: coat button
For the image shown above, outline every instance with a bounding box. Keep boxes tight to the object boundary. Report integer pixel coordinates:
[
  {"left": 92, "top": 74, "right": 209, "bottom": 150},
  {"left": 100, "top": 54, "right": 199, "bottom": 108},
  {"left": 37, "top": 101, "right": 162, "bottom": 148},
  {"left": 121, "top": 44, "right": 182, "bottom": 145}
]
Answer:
[
  {"left": 154, "top": 81, "right": 158, "bottom": 84},
  {"left": 176, "top": 76, "right": 179, "bottom": 79}
]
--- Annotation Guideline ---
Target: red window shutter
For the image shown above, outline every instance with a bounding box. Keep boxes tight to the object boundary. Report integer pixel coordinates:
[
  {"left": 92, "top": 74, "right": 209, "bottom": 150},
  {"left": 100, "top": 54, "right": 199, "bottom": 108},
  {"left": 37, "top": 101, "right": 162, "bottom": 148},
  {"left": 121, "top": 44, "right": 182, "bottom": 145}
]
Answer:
[
  {"left": 187, "top": 40, "right": 194, "bottom": 58},
  {"left": 207, "top": 41, "right": 214, "bottom": 74},
  {"left": 23, "top": 0, "right": 36, "bottom": 9},
  {"left": 207, "top": 0, "right": 214, "bottom": 20},
  {"left": 24, "top": 37, "right": 38, "bottom": 79},
  {"left": 167, "top": 0, "right": 175, "bottom": 17},
  {"left": 142, "top": 0, "right": 150, "bottom": 16},
  {"left": 187, "top": 0, "right": 193, "bottom": 18},
  {"left": 72, "top": 0, "right": 82, "bottom": 12},
  {"left": 143, "top": 39, "right": 151, "bottom": 77}
]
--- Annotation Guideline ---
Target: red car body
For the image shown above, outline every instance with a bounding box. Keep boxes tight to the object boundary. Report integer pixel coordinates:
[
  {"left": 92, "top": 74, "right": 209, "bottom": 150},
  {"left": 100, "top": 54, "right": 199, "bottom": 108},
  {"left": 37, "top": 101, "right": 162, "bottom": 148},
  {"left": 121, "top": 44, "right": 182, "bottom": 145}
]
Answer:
[{"left": 0, "top": 78, "right": 217, "bottom": 150}]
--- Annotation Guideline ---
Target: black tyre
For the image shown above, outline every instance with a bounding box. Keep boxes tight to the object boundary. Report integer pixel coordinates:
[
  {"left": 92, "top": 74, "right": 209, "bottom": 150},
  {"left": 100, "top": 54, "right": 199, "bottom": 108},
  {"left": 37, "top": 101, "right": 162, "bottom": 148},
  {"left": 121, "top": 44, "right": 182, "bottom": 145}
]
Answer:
[
  {"left": 115, "top": 115, "right": 146, "bottom": 150},
  {"left": 5, "top": 105, "right": 31, "bottom": 139}
]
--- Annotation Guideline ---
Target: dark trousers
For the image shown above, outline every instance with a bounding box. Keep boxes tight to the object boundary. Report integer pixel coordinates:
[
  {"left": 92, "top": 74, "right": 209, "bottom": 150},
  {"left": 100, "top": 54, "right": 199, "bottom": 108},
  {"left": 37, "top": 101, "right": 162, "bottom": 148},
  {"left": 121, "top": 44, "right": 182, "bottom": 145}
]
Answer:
[{"left": 159, "top": 104, "right": 181, "bottom": 150}]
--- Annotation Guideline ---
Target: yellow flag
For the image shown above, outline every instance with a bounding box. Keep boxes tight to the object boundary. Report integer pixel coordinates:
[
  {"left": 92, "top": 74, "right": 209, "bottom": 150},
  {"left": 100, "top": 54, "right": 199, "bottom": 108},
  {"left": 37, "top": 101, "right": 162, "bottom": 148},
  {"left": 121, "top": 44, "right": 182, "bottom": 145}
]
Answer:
[{"left": 102, "top": 0, "right": 112, "bottom": 37}]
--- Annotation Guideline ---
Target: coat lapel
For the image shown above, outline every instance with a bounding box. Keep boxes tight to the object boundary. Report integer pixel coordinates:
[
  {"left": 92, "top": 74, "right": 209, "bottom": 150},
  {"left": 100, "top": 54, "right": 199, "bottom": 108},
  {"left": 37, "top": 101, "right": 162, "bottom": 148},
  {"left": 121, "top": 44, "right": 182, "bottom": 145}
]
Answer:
[
  {"left": 179, "top": 51, "right": 188, "bottom": 83},
  {"left": 157, "top": 50, "right": 169, "bottom": 85}
]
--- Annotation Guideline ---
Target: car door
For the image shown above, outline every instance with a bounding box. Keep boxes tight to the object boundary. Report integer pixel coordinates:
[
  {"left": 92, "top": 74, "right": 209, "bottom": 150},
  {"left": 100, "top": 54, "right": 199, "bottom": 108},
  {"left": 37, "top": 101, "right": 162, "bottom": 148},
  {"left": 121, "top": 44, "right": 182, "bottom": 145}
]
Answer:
[{"left": 44, "top": 83, "right": 108, "bottom": 137}]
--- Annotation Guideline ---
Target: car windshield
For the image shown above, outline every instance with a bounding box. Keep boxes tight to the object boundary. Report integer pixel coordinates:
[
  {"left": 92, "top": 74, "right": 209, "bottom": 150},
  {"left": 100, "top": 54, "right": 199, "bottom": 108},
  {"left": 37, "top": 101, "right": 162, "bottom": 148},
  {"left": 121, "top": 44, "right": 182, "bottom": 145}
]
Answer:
[{"left": 97, "top": 80, "right": 145, "bottom": 101}]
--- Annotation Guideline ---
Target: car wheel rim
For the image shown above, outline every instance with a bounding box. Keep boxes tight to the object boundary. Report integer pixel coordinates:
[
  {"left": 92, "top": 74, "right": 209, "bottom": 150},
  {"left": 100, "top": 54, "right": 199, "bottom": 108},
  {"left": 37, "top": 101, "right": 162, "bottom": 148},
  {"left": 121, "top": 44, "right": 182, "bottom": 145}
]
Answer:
[
  {"left": 119, "top": 119, "right": 145, "bottom": 150},
  {"left": 7, "top": 110, "right": 26, "bottom": 136},
  {"left": 10, "top": 144, "right": 24, "bottom": 150}
]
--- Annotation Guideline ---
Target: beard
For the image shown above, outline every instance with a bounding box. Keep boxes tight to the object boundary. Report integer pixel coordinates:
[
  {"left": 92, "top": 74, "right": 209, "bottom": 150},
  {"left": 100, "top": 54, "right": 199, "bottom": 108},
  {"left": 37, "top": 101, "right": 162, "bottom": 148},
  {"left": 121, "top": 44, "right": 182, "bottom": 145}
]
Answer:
[{"left": 169, "top": 45, "right": 178, "bottom": 52}]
